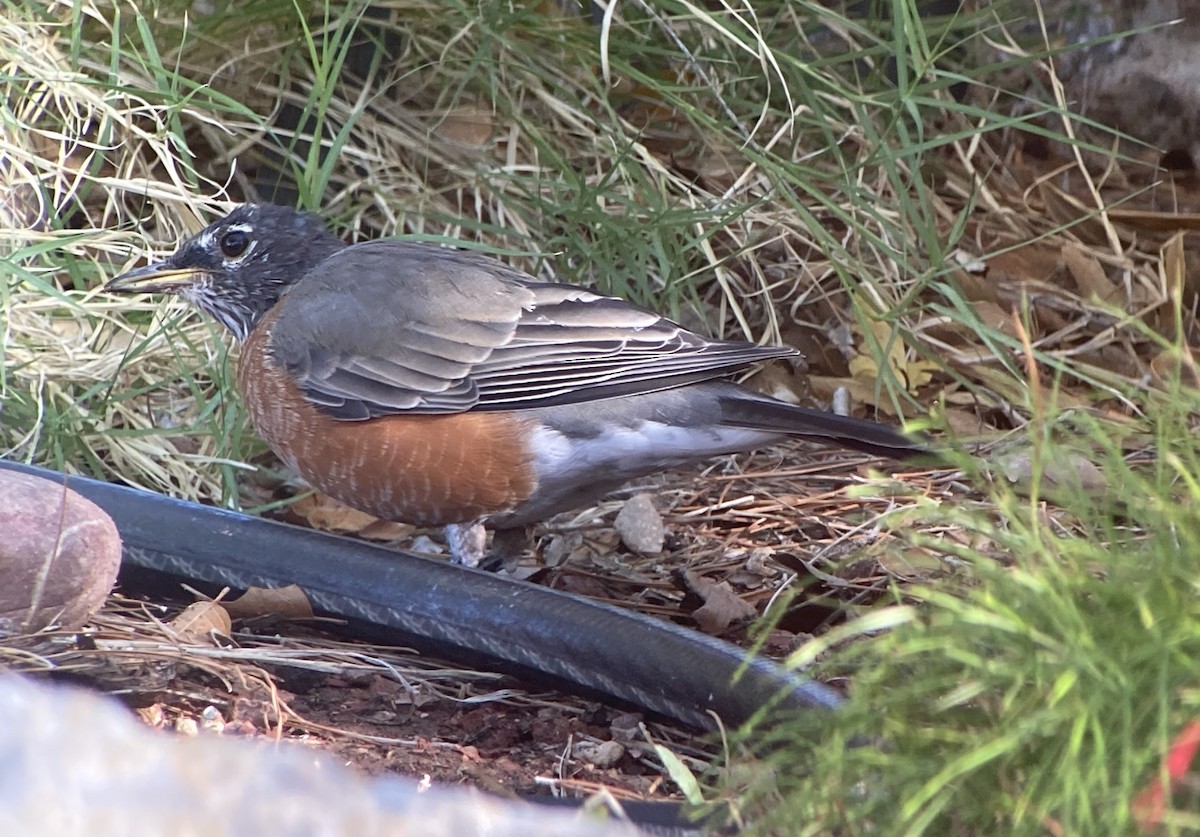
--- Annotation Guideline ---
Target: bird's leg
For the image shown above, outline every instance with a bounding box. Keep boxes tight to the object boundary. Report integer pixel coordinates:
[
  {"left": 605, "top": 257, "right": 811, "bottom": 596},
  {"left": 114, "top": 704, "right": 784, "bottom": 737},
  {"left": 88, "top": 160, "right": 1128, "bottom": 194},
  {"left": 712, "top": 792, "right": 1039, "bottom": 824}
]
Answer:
[
  {"left": 444, "top": 522, "right": 532, "bottom": 571},
  {"left": 444, "top": 520, "right": 489, "bottom": 567},
  {"left": 486, "top": 526, "right": 532, "bottom": 572}
]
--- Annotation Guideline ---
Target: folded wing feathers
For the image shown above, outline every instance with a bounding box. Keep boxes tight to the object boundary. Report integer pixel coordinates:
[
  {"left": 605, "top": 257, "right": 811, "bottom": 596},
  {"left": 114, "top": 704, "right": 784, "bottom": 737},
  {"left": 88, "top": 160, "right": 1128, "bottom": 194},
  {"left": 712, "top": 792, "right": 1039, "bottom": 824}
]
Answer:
[
  {"left": 465, "top": 290, "right": 792, "bottom": 407},
  {"left": 294, "top": 276, "right": 797, "bottom": 416}
]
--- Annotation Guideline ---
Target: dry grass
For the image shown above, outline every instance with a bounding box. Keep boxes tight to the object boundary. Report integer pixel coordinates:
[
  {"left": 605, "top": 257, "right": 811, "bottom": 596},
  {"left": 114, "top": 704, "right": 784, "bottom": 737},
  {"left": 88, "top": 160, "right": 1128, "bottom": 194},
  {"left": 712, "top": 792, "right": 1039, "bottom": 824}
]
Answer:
[{"left": 4, "top": 0, "right": 967, "bottom": 511}]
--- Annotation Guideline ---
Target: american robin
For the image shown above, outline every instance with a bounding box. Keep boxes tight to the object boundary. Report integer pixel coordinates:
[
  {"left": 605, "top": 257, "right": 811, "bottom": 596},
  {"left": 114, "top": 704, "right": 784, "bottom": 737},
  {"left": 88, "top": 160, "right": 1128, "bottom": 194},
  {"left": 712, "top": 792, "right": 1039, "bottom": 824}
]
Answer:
[{"left": 107, "top": 204, "right": 923, "bottom": 566}]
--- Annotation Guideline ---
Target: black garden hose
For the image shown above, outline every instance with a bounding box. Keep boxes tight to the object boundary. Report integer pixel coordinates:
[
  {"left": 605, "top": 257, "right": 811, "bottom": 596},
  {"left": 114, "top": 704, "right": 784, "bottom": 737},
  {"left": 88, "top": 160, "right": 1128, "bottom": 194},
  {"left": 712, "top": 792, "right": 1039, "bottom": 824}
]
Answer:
[{"left": 0, "top": 459, "right": 841, "bottom": 730}]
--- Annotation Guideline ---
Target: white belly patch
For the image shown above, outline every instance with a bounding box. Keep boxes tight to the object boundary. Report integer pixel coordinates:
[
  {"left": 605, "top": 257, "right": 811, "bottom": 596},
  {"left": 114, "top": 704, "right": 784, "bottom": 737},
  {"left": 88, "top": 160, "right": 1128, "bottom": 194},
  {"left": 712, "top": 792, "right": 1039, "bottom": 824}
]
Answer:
[{"left": 528, "top": 421, "right": 779, "bottom": 485}]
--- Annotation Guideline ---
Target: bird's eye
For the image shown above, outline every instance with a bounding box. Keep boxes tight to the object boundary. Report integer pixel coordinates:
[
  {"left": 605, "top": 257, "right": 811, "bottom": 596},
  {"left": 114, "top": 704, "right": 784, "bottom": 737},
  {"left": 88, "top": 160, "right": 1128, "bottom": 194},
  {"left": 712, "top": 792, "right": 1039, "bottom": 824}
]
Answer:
[{"left": 219, "top": 230, "right": 250, "bottom": 258}]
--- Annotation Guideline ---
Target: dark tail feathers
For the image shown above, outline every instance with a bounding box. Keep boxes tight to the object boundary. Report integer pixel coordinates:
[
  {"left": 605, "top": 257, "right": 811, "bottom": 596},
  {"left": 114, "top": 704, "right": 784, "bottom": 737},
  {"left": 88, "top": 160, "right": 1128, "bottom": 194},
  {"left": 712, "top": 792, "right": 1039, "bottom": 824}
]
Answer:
[{"left": 718, "top": 394, "right": 925, "bottom": 460}]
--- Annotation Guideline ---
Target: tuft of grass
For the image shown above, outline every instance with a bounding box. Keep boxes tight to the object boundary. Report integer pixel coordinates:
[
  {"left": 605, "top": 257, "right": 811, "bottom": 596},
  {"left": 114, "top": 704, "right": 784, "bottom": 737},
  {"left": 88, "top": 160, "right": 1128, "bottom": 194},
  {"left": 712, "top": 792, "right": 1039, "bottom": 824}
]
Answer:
[
  {"left": 1, "top": 0, "right": 262, "bottom": 498},
  {"left": 7, "top": 0, "right": 997, "bottom": 498},
  {"left": 734, "top": 342, "right": 1200, "bottom": 834}
]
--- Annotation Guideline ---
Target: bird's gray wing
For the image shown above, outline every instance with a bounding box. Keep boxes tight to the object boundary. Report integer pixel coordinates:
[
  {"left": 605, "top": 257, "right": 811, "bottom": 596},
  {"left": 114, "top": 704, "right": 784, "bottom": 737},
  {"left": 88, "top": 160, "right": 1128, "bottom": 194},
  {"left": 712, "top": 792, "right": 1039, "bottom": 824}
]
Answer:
[{"left": 266, "top": 240, "right": 796, "bottom": 420}]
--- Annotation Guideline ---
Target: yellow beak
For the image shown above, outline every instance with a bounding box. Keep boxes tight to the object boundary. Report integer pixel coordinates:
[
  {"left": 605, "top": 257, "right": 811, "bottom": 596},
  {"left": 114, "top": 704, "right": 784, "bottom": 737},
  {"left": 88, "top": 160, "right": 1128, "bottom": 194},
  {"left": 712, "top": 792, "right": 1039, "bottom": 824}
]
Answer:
[{"left": 105, "top": 262, "right": 211, "bottom": 294}]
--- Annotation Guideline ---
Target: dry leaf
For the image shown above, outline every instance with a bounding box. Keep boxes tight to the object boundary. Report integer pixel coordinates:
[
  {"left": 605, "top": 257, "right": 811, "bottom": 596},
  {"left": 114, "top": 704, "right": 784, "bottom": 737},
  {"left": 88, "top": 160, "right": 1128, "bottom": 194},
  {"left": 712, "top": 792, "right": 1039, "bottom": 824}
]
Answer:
[
  {"left": 949, "top": 267, "right": 1001, "bottom": 305},
  {"left": 1036, "top": 182, "right": 1122, "bottom": 247},
  {"left": 996, "top": 449, "right": 1110, "bottom": 494},
  {"left": 971, "top": 300, "right": 1020, "bottom": 337},
  {"left": 985, "top": 243, "right": 1062, "bottom": 286},
  {"left": 1161, "top": 232, "right": 1187, "bottom": 308},
  {"left": 808, "top": 374, "right": 900, "bottom": 416},
  {"left": 674, "top": 137, "right": 743, "bottom": 192},
  {"left": 222, "top": 584, "right": 314, "bottom": 621},
  {"left": 684, "top": 571, "right": 756, "bottom": 635},
  {"left": 878, "top": 548, "right": 947, "bottom": 581},
  {"left": 289, "top": 493, "right": 413, "bottom": 541},
  {"left": 432, "top": 106, "right": 494, "bottom": 147},
  {"left": 543, "top": 531, "right": 585, "bottom": 568},
  {"left": 1150, "top": 347, "right": 1200, "bottom": 388},
  {"left": 849, "top": 318, "right": 939, "bottom": 395},
  {"left": 746, "top": 362, "right": 806, "bottom": 404},
  {"left": 356, "top": 518, "right": 417, "bottom": 542},
  {"left": 1060, "top": 244, "right": 1121, "bottom": 304},
  {"left": 1108, "top": 208, "right": 1200, "bottom": 233},
  {"left": 966, "top": 365, "right": 1095, "bottom": 410},
  {"left": 777, "top": 321, "right": 849, "bottom": 377},
  {"left": 290, "top": 492, "right": 379, "bottom": 531},
  {"left": 559, "top": 573, "right": 612, "bottom": 600},
  {"left": 170, "top": 601, "right": 232, "bottom": 644},
  {"left": 938, "top": 406, "right": 997, "bottom": 436}
]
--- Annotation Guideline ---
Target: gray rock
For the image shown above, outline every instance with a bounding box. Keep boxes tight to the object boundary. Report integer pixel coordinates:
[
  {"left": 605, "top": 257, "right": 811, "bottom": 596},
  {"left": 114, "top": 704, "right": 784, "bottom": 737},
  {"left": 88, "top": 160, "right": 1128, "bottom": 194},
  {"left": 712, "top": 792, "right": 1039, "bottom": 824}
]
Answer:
[
  {"left": 614, "top": 494, "right": 665, "bottom": 556},
  {"left": 0, "top": 675, "right": 641, "bottom": 837}
]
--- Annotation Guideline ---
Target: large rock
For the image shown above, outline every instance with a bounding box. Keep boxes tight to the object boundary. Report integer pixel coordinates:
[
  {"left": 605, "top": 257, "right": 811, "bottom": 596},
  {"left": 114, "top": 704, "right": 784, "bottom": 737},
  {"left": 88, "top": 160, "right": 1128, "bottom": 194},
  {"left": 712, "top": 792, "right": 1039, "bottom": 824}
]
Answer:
[
  {"left": 0, "top": 469, "right": 122, "bottom": 631},
  {"left": 0, "top": 675, "right": 641, "bottom": 837}
]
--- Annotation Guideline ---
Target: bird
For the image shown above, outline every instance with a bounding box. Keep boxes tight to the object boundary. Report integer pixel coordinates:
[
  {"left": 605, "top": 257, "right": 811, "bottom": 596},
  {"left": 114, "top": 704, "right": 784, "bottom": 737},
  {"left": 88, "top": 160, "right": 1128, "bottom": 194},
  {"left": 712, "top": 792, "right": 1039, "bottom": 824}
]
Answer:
[{"left": 106, "top": 203, "right": 924, "bottom": 567}]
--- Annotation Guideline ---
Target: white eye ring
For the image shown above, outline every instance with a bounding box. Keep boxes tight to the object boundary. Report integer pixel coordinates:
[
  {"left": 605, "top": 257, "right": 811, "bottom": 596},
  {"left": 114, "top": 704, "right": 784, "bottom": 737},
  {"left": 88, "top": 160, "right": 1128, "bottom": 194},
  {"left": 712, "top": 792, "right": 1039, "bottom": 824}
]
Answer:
[{"left": 219, "top": 229, "right": 251, "bottom": 259}]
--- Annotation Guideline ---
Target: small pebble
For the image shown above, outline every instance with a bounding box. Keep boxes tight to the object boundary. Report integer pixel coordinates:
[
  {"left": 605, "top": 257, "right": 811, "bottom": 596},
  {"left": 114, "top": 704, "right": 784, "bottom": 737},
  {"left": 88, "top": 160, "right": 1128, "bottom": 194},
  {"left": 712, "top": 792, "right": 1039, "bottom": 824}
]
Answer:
[
  {"left": 573, "top": 740, "right": 625, "bottom": 768},
  {"left": 200, "top": 706, "right": 226, "bottom": 734},
  {"left": 613, "top": 494, "right": 664, "bottom": 555},
  {"left": 409, "top": 535, "right": 443, "bottom": 554},
  {"left": 609, "top": 712, "right": 642, "bottom": 740}
]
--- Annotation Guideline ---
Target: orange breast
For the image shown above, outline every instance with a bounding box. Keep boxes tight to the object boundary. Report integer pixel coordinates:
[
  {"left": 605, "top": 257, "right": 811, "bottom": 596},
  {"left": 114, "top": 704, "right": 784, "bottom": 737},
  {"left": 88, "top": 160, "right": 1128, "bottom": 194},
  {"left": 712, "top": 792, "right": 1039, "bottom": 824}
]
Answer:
[{"left": 236, "top": 316, "right": 538, "bottom": 527}]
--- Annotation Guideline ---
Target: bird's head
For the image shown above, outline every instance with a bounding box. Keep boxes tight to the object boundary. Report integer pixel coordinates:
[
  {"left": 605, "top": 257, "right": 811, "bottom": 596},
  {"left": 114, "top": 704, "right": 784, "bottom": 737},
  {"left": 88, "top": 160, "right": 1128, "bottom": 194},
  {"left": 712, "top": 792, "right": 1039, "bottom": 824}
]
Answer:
[{"left": 105, "top": 203, "right": 346, "bottom": 341}]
